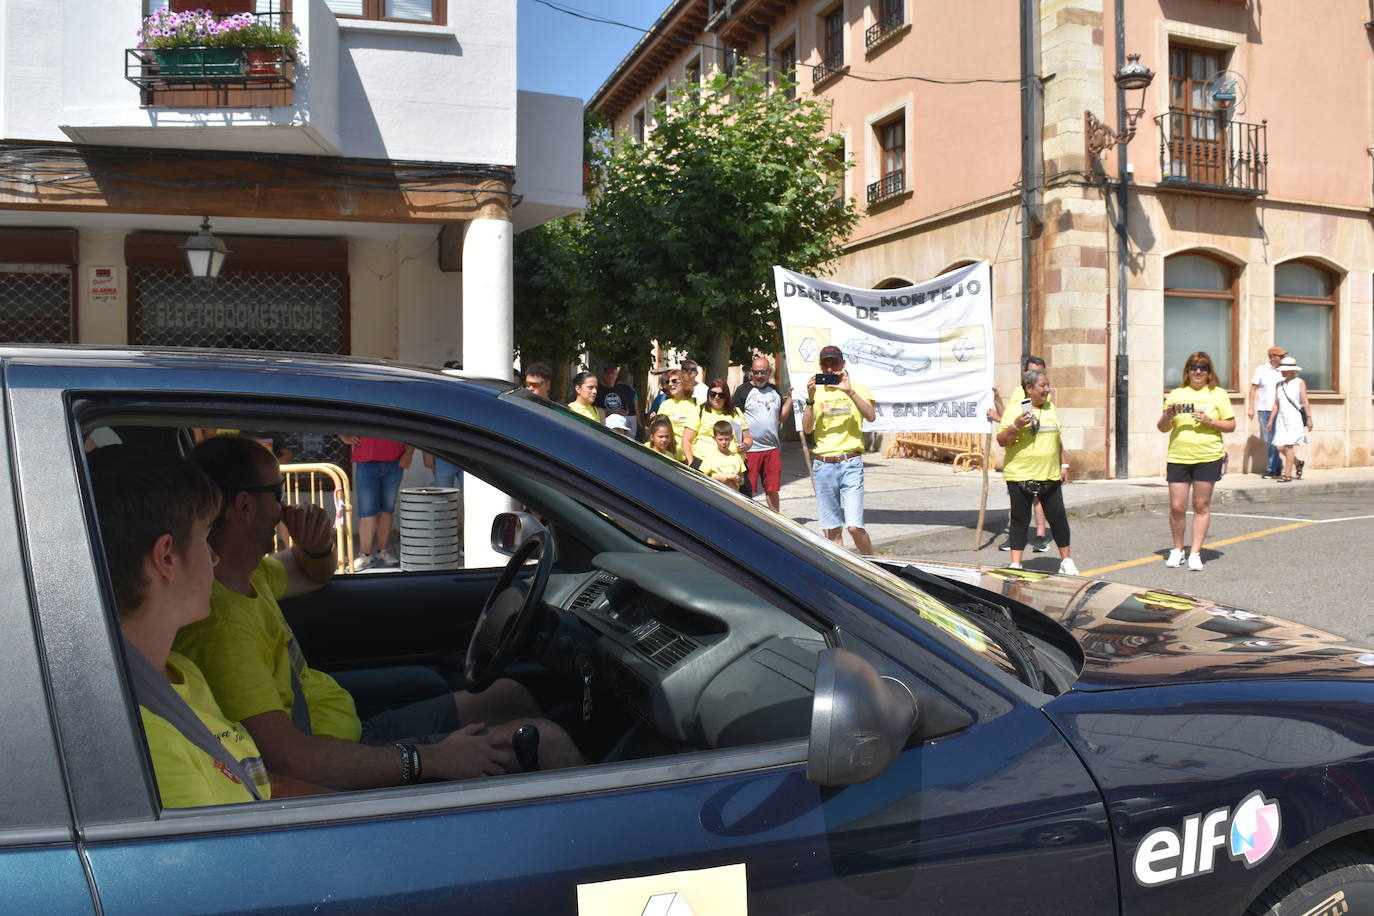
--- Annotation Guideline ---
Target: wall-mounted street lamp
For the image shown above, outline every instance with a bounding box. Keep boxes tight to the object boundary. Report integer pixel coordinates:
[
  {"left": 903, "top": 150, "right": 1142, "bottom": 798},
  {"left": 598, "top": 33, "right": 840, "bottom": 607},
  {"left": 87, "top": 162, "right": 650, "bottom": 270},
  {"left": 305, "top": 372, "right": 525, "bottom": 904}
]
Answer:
[
  {"left": 1087, "top": 51, "right": 1155, "bottom": 479},
  {"left": 1085, "top": 53, "right": 1155, "bottom": 159},
  {"left": 180, "top": 216, "right": 230, "bottom": 280}
]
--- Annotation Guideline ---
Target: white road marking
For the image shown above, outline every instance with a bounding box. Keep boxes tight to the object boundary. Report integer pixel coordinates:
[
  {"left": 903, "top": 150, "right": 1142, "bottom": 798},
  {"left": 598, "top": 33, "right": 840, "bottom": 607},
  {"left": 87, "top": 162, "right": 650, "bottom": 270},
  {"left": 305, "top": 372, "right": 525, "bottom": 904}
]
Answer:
[{"left": 1212, "top": 512, "right": 1374, "bottom": 524}]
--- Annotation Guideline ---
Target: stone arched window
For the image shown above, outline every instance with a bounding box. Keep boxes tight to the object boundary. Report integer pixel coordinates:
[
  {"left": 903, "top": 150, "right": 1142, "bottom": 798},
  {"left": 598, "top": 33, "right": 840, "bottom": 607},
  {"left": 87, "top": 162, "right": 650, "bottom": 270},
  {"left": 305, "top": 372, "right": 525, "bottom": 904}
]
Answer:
[
  {"left": 1274, "top": 260, "right": 1338, "bottom": 392},
  {"left": 1164, "top": 252, "right": 1236, "bottom": 389}
]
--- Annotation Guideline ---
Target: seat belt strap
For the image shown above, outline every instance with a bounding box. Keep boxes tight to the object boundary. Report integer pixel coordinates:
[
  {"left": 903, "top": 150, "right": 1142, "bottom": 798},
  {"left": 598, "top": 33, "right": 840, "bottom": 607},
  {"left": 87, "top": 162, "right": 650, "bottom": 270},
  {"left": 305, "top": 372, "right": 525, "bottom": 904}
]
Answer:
[
  {"left": 289, "top": 662, "right": 312, "bottom": 736},
  {"left": 124, "top": 638, "right": 263, "bottom": 802}
]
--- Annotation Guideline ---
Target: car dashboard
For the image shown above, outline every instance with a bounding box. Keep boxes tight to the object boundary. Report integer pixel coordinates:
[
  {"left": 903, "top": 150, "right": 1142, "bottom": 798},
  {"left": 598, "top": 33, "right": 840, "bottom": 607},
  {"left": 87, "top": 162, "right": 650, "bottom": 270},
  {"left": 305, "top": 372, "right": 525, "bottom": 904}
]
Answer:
[{"left": 543, "top": 552, "right": 824, "bottom": 749}]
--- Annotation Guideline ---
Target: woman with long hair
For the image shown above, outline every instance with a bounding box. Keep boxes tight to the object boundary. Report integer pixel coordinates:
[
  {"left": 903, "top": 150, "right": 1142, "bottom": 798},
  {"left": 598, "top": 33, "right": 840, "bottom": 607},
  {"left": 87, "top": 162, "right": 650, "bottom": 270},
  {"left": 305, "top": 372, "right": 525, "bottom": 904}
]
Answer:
[
  {"left": 644, "top": 415, "right": 680, "bottom": 460},
  {"left": 656, "top": 369, "right": 700, "bottom": 461},
  {"left": 681, "top": 377, "right": 753, "bottom": 464},
  {"left": 1267, "top": 355, "right": 1311, "bottom": 483},
  {"left": 566, "top": 371, "right": 603, "bottom": 423},
  {"left": 1157, "top": 350, "right": 1236, "bottom": 571},
  {"left": 995, "top": 368, "right": 1076, "bottom": 575}
]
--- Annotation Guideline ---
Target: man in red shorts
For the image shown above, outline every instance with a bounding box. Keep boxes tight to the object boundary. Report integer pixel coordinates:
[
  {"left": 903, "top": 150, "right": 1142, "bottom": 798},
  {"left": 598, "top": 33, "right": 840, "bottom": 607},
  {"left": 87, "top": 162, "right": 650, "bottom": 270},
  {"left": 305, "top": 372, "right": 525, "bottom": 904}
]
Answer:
[{"left": 733, "top": 356, "right": 793, "bottom": 511}]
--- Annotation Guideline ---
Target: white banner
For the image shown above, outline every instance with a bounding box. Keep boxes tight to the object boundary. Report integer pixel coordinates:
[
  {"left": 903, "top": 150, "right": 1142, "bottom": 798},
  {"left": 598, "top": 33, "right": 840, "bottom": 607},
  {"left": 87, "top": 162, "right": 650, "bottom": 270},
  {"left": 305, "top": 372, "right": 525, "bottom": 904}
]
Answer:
[{"left": 773, "top": 262, "right": 995, "bottom": 433}]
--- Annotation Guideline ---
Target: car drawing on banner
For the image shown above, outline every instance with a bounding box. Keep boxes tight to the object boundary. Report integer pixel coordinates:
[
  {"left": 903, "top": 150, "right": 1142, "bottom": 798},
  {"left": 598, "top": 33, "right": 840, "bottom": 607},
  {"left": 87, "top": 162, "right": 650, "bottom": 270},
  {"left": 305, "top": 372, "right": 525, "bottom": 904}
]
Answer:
[
  {"left": 841, "top": 337, "right": 932, "bottom": 376},
  {"left": 8, "top": 346, "right": 1374, "bottom": 915}
]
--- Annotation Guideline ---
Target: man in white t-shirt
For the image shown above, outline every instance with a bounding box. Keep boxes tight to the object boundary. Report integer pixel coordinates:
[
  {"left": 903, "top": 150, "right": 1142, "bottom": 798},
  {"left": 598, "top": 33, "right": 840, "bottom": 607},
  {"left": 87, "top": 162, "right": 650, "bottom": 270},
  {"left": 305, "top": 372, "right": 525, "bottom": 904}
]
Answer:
[
  {"left": 733, "top": 356, "right": 793, "bottom": 511},
  {"left": 1248, "top": 346, "right": 1286, "bottom": 478}
]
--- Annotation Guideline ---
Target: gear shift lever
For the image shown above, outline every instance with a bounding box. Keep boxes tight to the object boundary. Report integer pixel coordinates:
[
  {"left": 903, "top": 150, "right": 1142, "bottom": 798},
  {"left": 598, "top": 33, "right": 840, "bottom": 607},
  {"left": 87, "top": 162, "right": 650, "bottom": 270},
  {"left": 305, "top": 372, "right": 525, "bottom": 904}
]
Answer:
[{"left": 513, "top": 724, "right": 540, "bottom": 773}]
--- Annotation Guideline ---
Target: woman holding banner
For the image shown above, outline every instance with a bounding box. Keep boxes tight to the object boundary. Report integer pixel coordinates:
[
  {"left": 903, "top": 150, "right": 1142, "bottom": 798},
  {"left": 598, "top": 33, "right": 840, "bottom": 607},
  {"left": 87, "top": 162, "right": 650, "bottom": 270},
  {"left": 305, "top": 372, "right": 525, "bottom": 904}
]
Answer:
[{"left": 996, "top": 368, "right": 1076, "bottom": 576}]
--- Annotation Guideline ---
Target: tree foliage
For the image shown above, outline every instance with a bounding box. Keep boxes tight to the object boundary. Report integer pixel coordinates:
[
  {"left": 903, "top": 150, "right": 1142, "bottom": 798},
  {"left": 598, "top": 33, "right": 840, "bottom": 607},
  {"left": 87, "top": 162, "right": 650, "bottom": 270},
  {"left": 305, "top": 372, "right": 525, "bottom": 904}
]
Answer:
[{"left": 579, "top": 62, "right": 858, "bottom": 378}]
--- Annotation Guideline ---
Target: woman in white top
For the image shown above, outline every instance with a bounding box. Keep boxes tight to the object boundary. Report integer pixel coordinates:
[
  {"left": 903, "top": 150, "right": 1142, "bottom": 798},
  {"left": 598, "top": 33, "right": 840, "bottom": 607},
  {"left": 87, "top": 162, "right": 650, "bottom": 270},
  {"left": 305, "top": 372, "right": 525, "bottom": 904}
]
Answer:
[{"left": 1267, "top": 356, "right": 1311, "bottom": 483}]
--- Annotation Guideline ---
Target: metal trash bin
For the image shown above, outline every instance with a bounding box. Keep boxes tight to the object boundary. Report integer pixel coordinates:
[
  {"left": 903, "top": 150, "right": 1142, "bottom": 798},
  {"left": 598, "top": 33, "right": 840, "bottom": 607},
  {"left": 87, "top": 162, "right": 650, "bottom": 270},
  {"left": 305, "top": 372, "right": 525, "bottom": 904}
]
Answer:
[{"left": 398, "top": 487, "right": 461, "bottom": 571}]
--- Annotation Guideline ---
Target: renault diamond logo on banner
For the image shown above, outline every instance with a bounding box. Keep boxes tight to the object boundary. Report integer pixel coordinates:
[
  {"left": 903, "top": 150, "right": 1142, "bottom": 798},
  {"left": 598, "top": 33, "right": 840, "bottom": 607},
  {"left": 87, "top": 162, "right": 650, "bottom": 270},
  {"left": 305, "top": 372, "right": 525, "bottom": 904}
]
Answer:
[{"left": 773, "top": 262, "right": 995, "bottom": 433}]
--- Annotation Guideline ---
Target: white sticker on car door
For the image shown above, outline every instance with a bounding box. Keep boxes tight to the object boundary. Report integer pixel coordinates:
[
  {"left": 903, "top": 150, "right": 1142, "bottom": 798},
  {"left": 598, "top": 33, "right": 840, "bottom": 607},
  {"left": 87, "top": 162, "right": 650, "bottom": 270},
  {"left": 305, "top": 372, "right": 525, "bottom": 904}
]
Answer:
[{"left": 577, "top": 863, "right": 747, "bottom": 916}]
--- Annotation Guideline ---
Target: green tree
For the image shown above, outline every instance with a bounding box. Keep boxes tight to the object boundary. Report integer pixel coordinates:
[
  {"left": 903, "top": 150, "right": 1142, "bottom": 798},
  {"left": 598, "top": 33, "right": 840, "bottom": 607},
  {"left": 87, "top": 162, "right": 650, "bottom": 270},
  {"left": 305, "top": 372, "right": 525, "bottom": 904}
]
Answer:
[{"left": 581, "top": 62, "right": 858, "bottom": 381}]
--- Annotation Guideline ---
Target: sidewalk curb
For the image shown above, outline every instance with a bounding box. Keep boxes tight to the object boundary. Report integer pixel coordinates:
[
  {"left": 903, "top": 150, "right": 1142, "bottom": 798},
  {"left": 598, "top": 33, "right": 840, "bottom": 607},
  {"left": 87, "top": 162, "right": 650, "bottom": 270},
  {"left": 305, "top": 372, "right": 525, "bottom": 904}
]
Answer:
[{"left": 872, "top": 476, "right": 1374, "bottom": 556}]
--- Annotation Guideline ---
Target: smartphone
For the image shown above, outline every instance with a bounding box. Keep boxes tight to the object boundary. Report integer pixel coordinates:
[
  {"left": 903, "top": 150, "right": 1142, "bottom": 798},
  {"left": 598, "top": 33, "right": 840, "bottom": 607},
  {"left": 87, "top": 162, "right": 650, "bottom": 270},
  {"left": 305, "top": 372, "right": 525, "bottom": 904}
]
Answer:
[
  {"left": 1020, "top": 397, "right": 1033, "bottom": 417},
  {"left": 815, "top": 372, "right": 841, "bottom": 386}
]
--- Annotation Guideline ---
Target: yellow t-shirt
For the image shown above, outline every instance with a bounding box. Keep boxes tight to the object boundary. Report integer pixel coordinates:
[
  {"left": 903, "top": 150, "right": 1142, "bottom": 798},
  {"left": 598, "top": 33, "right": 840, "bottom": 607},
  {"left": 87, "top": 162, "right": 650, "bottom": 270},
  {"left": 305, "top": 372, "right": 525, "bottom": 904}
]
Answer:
[
  {"left": 657, "top": 397, "right": 701, "bottom": 461},
  {"left": 175, "top": 556, "right": 362, "bottom": 741},
  {"left": 812, "top": 382, "right": 873, "bottom": 456},
  {"left": 696, "top": 445, "right": 746, "bottom": 482},
  {"left": 998, "top": 400, "right": 1062, "bottom": 482},
  {"left": 140, "top": 652, "right": 271, "bottom": 808},
  {"left": 567, "top": 401, "right": 600, "bottom": 422},
  {"left": 1164, "top": 385, "right": 1234, "bottom": 464},
  {"left": 693, "top": 406, "right": 749, "bottom": 451}
]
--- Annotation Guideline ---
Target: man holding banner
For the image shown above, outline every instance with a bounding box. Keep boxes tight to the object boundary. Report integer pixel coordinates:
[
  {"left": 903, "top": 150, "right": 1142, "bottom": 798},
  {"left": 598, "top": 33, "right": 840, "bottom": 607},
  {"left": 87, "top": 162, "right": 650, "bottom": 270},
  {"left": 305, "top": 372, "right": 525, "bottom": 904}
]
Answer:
[{"left": 803, "top": 345, "right": 876, "bottom": 554}]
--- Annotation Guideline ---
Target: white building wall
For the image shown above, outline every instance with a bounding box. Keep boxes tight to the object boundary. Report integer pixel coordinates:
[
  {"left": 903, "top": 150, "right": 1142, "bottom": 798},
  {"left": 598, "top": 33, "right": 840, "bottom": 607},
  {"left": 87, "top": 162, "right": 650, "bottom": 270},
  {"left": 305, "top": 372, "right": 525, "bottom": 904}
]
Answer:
[{"left": 397, "top": 234, "right": 463, "bottom": 368}]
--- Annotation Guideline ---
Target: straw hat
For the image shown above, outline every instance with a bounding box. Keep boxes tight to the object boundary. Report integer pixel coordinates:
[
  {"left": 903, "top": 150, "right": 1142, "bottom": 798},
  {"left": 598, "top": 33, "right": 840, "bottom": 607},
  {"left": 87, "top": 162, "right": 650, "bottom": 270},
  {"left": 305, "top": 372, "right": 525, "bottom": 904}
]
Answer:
[{"left": 1278, "top": 356, "right": 1302, "bottom": 372}]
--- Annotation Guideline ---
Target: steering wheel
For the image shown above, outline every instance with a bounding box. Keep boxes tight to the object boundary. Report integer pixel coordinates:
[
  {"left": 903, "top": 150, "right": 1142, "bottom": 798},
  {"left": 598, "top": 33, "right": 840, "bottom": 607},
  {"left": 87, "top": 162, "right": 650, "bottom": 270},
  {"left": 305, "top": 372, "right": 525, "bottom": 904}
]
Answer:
[{"left": 464, "top": 530, "right": 554, "bottom": 693}]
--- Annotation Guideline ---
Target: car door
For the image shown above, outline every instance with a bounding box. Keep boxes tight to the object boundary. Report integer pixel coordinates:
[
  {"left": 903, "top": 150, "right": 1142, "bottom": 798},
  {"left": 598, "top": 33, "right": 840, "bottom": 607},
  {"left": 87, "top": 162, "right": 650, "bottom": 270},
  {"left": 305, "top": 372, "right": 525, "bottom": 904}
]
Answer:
[
  {"left": 0, "top": 366, "right": 97, "bottom": 914},
  {"left": 13, "top": 356, "right": 1117, "bottom": 915}
]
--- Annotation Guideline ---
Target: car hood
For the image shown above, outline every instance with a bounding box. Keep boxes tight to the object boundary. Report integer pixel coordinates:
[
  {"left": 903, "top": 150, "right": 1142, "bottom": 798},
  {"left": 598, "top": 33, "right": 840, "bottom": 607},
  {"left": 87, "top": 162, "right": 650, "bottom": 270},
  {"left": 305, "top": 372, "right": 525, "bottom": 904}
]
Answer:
[{"left": 900, "top": 560, "right": 1374, "bottom": 691}]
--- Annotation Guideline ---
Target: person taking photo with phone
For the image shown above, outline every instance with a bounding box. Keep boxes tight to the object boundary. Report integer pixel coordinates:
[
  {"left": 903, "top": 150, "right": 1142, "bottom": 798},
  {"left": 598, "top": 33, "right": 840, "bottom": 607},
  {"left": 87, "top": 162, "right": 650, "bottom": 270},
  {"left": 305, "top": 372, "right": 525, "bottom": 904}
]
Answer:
[
  {"left": 1158, "top": 351, "right": 1236, "bottom": 571},
  {"left": 995, "top": 367, "right": 1076, "bottom": 575},
  {"left": 801, "top": 346, "right": 876, "bottom": 554}
]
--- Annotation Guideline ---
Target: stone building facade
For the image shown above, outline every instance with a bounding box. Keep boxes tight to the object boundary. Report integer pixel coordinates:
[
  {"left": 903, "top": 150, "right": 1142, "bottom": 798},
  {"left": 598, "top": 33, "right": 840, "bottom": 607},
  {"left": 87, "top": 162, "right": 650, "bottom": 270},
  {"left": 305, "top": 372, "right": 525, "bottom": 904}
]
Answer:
[{"left": 592, "top": 0, "right": 1373, "bottom": 478}]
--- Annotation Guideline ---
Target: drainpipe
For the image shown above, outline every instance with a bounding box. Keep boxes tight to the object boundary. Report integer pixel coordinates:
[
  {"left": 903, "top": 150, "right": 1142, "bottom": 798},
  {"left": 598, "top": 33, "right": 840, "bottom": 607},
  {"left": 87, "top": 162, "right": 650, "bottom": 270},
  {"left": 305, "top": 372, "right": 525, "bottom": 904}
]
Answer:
[
  {"left": 1112, "top": 0, "right": 1130, "bottom": 478},
  {"left": 1019, "top": 0, "right": 1043, "bottom": 363}
]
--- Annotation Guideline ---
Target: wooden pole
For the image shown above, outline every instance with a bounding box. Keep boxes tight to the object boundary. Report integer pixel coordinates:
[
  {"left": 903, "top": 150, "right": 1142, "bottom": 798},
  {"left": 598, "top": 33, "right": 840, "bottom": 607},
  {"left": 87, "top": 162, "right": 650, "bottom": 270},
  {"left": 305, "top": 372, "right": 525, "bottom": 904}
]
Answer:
[{"left": 973, "top": 425, "right": 992, "bottom": 550}]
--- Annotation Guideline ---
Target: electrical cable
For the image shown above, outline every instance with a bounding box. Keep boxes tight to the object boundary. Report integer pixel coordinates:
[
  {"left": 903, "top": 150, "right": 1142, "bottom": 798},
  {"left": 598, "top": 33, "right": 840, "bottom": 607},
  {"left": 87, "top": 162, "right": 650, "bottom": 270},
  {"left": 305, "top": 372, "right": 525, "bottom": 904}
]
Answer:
[{"left": 529, "top": 0, "right": 1021, "bottom": 87}]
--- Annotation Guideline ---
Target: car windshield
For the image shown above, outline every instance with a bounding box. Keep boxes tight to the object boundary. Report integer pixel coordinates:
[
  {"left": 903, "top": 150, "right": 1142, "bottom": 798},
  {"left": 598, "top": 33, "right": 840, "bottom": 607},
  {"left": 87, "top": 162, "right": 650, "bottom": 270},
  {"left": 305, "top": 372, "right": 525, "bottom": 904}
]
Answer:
[{"left": 531, "top": 398, "right": 1024, "bottom": 682}]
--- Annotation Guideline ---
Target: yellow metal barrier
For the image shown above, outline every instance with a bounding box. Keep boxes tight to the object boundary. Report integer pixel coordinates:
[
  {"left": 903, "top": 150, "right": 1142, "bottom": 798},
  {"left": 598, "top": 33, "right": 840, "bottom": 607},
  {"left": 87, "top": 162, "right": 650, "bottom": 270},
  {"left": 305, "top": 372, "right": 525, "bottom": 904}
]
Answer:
[
  {"left": 279, "top": 462, "right": 356, "bottom": 574},
  {"left": 885, "top": 432, "right": 986, "bottom": 472}
]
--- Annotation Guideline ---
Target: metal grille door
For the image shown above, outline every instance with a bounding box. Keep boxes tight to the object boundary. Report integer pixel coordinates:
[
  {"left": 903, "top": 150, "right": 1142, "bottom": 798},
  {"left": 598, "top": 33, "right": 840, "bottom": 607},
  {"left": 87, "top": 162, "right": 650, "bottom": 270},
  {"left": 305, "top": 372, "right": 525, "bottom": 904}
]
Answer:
[
  {"left": 131, "top": 267, "right": 346, "bottom": 354},
  {"left": 0, "top": 266, "right": 74, "bottom": 343}
]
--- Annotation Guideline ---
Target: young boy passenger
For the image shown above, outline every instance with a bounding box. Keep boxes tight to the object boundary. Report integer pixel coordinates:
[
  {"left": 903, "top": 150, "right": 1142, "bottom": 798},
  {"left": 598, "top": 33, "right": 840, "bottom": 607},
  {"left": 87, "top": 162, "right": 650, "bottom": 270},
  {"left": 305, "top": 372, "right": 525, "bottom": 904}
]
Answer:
[
  {"left": 695, "top": 419, "right": 746, "bottom": 490},
  {"left": 89, "top": 445, "right": 289, "bottom": 807}
]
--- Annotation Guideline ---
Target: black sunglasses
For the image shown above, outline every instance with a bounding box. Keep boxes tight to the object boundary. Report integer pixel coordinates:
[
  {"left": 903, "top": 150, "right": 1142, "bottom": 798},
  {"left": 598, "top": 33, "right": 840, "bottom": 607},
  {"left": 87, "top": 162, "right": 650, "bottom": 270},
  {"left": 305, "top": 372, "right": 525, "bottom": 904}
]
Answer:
[
  {"left": 708, "top": 391, "right": 726, "bottom": 398},
  {"left": 750, "top": 369, "right": 768, "bottom": 375},
  {"left": 240, "top": 481, "right": 284, "bottom": 502},
  {"left": 1188, "top": 363, "right": 1211, "bottom": 372}
]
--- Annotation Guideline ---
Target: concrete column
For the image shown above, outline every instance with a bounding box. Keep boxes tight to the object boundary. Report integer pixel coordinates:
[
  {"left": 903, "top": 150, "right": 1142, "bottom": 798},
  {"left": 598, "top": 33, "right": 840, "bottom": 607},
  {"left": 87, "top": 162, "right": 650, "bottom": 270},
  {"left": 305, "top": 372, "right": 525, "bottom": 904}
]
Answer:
[{"left": 461, "top": 216, "right": 516, "bottom": 568}]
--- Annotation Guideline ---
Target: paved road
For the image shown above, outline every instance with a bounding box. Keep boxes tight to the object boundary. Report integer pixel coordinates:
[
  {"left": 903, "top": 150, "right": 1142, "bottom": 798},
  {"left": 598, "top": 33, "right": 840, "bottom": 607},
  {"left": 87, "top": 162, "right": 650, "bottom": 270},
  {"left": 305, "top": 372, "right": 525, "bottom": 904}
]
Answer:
[{"left": 897, "top": 490, "right": 1374, "bottom": 643}]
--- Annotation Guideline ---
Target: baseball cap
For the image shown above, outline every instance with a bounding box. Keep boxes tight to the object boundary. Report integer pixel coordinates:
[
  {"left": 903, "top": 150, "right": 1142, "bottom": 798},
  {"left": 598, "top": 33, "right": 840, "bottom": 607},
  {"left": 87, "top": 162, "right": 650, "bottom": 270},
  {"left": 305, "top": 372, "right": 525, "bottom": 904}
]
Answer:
[
  {"left": 604, "top": 414, "right": 630, "bottom": 431},
  {"left": 818, "top": 345, "right": 844, "bottom": 362},
  {"left": 1267, "top": 346, "right": 1286, "bottom": 358}
]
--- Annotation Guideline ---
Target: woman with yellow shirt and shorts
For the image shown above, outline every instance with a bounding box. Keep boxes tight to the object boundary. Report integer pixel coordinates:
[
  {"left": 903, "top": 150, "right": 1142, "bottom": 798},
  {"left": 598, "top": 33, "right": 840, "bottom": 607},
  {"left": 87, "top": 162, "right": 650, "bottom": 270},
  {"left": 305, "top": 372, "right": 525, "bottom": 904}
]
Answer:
[
  {"left": 996, "top": 368, "right": 1077, "bottom": 575},
  {"left": 1157, "top": 350, "right": 1236, "bottom": 571}
]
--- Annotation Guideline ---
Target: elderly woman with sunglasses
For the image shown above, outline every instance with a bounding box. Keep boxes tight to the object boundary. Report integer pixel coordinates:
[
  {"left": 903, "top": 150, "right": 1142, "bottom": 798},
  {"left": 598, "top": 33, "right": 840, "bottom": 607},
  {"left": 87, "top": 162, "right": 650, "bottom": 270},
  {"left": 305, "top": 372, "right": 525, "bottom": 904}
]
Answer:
[
  {"left": 1157, "top": 351, "right": 1236, "bottom": 571},
  {"left": 681, "top": 378, "right": 753, "bottom": 465},
  {"left": 653, "top": 369, "right": 701, "bottom": 462},
  {"left": 995, "top": 368, "right": 1076, "bottom": 576}
]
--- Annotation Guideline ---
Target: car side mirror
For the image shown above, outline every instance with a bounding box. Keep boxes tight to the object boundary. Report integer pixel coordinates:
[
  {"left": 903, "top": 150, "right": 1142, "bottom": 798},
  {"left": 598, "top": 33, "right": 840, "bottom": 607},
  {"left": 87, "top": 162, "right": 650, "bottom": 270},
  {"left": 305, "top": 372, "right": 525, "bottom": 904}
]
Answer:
[
  {"left": 806, "top": 648, "right": 918, "bottom": 786},
  {"left": 490, "top": 512, "right": 547, "bottom": 556}
]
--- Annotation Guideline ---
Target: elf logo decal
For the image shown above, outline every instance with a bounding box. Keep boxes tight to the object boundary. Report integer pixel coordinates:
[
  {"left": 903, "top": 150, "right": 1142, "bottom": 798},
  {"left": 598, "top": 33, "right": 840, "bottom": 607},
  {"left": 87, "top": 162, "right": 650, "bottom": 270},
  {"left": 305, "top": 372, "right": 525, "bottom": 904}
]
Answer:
[{"left": 1133, "top": 790, "right": 1281, "bottom": 887}]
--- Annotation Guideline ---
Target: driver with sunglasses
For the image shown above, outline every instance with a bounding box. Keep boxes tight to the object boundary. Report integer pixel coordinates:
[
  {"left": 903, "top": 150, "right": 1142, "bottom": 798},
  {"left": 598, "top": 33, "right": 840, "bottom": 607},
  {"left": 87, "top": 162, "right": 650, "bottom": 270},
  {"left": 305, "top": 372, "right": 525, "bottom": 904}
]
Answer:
[{"left": 174, "top": 435, "right": 585, "bottom": 790}]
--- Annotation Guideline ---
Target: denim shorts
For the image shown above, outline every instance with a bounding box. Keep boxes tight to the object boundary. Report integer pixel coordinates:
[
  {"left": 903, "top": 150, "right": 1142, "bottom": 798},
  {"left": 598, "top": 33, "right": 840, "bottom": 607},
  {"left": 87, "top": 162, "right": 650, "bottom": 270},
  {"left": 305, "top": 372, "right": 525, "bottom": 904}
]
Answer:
[
  {"left": 813, "top": 455, "right": 865, "bottom": 531},
  {"left": 355, "top": 459, "right": 403, "bottom": 518},
  {"left": 432, "top": 457, "right": 462, "bottom": 489}
]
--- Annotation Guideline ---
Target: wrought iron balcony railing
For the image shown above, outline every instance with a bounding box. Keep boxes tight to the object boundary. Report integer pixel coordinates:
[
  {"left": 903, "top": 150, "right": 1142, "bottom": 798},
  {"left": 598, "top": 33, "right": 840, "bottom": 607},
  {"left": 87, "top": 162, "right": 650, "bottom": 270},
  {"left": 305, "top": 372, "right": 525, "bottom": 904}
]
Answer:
[
  {"left": 865, "top": 9, "right": 905, "bottom": 50},
  {"left": 812, "top": 51, "right": 844, "bottom": 86},
  {"left": 867, "top": 170, "right": 905, "bottom": 205},
  {"left": 1155, "top": 112, "right": 1267, "bottom": 196}
]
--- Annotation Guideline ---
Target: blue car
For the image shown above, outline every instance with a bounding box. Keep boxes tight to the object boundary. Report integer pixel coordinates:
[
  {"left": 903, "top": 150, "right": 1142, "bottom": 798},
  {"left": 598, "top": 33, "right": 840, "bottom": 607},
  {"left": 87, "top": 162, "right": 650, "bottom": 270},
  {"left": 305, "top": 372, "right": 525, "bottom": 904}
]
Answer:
[{"left": 5, "top": 347, "right": 1374, "bottom": 914}]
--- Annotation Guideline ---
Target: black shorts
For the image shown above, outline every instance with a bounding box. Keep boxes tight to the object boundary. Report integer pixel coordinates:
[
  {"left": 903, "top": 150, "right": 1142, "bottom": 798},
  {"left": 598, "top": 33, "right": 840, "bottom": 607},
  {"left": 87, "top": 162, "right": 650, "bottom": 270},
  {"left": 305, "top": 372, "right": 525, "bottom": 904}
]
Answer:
[{"left": 1166, "top": 458, "right": 1223, "bottom": 483}]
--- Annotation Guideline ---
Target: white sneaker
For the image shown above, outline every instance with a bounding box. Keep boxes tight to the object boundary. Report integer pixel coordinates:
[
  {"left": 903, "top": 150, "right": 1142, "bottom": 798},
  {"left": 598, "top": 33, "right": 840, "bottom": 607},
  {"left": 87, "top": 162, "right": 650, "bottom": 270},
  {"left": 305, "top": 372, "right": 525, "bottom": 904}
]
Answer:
[
  {"left": 352, "top": 553, "right": 376, "bottom": 572},
  {"left": 1188, "top": 553, "right": 1204, "bottom": 571},
  {"left": 1058, "top": 558, "right": 1079, "bottom": 576},
  {"left": 378, "top": 547, "right": 400, "bottom": 567},
  {"left": 1007, "top": 562, "right": 1023, "bottom": 570},
  {"left": 1165, "top": 548, "right": 1185, "bottom": 568}
]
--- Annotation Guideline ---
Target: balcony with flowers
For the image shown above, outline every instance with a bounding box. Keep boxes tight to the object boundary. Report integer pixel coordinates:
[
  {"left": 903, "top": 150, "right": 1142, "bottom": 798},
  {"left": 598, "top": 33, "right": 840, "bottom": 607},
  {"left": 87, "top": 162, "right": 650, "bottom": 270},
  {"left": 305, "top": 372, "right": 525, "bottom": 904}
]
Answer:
[{"left": 125, "top": 9, "right": 299, "bottom": 108}]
